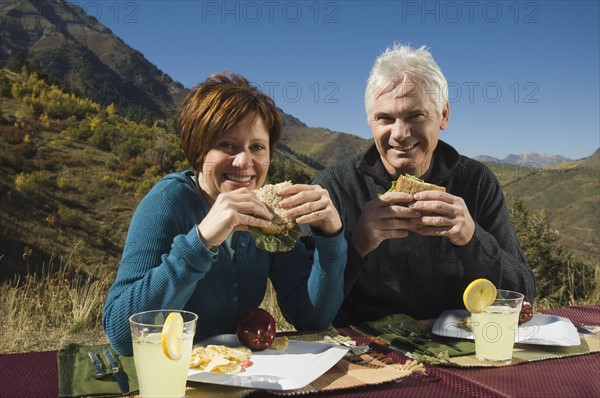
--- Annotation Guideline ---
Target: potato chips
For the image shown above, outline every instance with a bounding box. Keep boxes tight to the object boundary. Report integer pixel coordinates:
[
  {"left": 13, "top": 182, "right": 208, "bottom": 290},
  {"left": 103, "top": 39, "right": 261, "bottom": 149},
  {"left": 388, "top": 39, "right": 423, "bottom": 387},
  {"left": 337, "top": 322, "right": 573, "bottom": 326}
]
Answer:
[{"left": 189, "top": 345, "right": 252, "bottom": 374}]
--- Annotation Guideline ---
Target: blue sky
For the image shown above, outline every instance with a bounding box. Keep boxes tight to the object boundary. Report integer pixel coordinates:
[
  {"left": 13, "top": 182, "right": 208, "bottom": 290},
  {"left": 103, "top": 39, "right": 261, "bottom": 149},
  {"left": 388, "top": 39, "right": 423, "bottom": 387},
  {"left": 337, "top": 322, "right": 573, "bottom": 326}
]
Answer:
[{"left": 73, "top": 0, "right": 599, "bottom": 160}]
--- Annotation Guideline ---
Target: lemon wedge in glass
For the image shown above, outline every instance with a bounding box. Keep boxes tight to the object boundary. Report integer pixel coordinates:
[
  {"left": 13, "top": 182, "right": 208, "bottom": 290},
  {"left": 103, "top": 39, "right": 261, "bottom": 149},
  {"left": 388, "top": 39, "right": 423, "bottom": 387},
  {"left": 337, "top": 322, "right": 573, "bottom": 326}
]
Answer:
[{"left": 161, "top": 312, "right": 184, "bottom": 360}]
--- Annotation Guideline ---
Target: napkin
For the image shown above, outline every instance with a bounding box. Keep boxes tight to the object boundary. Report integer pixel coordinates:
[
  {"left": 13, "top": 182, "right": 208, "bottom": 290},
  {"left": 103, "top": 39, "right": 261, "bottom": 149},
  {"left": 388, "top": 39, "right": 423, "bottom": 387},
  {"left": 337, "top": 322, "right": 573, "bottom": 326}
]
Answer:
[
  {"left": 364, "top": 313, "right": 475, "bottom": 359},
  {"left": 58, "top": 343, "right": 138, "bottom": 397}
]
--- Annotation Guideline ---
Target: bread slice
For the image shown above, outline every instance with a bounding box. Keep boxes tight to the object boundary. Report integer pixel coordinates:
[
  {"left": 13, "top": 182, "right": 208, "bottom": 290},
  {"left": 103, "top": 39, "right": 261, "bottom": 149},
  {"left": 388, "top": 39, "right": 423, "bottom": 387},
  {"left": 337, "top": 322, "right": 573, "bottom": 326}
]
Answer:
[
  {"left": 394, "top": 175, "right": 446, "bottom": 194},
  {"left": 254, "top": 181, "right": 297, "bottom": 235}
]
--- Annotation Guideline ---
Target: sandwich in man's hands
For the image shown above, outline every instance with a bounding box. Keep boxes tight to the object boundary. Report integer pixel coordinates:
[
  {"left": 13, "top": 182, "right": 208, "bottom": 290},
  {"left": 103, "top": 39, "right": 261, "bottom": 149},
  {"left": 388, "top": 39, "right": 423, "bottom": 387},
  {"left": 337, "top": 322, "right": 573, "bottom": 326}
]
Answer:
[
  {"left": 248, "top": 181, "right": 301, "bottom": 252},
  {"left": 393, "top": 174, "right": 446, "bottom": 194},
  {"left": 389, "top": 174, "right": 446, "bottom": 225}
]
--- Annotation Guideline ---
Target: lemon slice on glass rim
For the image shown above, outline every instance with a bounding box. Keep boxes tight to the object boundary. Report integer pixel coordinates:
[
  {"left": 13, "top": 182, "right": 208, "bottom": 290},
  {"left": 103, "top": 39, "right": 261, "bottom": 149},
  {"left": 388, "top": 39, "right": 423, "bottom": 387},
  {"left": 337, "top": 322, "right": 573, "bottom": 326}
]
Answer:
[
  {"left": 161, "top": 312, "right": 184, "bottom": 360},
  {"left": 463, "top": 278, "right": 497, "bottom": 313}
]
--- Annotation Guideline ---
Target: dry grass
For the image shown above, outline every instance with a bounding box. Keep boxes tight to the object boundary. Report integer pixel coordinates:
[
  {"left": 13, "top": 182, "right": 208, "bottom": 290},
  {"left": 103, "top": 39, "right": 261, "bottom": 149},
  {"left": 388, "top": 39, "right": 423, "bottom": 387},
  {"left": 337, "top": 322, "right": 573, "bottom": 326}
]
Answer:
[
  {"left": 0, "top": 263, "right": 293, "bottom": 354},
  {"left": 0, "top": 265, "right": 111, "bottom": 353}
]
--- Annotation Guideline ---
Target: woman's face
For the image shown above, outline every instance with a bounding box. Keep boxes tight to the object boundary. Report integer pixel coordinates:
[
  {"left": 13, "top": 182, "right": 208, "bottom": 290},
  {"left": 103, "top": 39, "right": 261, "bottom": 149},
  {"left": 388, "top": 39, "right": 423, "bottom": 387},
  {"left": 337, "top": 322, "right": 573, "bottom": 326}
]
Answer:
[{"left": 198, "top": 117, "right": 270, "bottom": 204}]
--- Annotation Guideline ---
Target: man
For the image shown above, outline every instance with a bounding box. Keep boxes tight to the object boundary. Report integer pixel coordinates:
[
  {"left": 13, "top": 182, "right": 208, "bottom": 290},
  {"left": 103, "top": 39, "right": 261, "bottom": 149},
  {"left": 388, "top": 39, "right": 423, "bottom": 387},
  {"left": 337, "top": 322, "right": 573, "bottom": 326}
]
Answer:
[{"left": 314, "top": 44, "right": 535, "bottom": 325}]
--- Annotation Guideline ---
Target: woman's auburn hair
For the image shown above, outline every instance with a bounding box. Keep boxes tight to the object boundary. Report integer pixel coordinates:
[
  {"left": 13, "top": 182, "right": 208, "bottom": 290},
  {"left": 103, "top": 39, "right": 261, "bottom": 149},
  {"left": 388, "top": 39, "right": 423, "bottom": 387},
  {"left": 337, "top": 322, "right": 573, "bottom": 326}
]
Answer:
[{"left": 179, "top": 72, "right": 282, "bottom": 172}]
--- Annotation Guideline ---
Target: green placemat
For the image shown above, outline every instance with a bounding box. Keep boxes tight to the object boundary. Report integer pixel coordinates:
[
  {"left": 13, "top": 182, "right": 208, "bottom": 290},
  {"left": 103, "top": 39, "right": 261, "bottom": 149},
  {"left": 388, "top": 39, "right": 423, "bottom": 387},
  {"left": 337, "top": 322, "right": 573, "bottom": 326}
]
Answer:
[
  {"left": 58, "top": 344, "right": 138, "bottom": 397},
  {"left": 365, "top": 313, "right": 475, "bottom": 359}
]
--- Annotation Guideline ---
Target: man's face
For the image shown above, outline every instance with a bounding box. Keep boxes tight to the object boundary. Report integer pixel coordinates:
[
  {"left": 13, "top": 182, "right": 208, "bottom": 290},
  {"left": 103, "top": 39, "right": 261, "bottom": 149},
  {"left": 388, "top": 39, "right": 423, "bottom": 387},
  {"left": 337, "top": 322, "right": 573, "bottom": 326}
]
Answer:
[{"left": 368, "top": 82, "right": 449, "bottom": 178}]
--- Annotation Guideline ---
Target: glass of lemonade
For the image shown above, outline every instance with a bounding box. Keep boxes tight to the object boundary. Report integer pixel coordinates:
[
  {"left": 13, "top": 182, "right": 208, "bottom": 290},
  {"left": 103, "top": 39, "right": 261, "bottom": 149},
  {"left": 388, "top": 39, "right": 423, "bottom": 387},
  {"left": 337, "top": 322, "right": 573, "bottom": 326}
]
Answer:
[
  {"left": 129, "top": 310, "right": 197, "bottom": 397},
  {"left": 471, "top": 290, "right": 524, "bottom": 365}
]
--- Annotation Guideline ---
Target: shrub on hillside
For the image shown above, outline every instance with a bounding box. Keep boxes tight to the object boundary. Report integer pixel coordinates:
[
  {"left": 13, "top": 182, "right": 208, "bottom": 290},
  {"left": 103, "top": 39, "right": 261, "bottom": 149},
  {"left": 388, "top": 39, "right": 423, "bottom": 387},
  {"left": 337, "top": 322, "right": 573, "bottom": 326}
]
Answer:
[
  {"left": 14, "top": 171, "right": 47, "bottom": 195},
  {"left": 57, "top": 206, "right": 82, "bottom": 227},
  {"left": 145, "top": 129, "right": 185, "bottom": 173},
  {"left": 63, "top": 118, "right": 92, "bottom": 141},
  {"left": 11, "top": 72, "right": 100, "bottom": 120},
  {"left": 134, "top": 165, "right": 162, "bottom": 200},
  {"left": 56, "top": 176, "right": 69, "bottom": 189},
  {"left": 88, "top": 122, "right": 123, "bottom": 151}
]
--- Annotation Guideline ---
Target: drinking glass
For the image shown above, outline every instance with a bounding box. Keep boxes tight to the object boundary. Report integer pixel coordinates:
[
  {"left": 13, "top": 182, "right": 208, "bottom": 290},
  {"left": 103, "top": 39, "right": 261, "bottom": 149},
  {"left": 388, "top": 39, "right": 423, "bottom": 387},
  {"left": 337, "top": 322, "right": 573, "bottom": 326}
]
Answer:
[
  {"left": 471, "top": 290, "right": 524, "bottom": 365},
  {"left": 129, "top": 310, "right": 198, "bottom": 397}
]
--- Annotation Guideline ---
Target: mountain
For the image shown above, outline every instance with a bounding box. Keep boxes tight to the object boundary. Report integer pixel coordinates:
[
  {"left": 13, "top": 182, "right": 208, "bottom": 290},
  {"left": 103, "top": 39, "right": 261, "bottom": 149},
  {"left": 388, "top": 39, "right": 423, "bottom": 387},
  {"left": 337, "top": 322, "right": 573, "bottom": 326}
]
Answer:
[
  {"left": 0, "top": 0, "right": 188, "bottom": 120},
  {"left": 474, "top": 152, "right": 573, "bottom": 167}
]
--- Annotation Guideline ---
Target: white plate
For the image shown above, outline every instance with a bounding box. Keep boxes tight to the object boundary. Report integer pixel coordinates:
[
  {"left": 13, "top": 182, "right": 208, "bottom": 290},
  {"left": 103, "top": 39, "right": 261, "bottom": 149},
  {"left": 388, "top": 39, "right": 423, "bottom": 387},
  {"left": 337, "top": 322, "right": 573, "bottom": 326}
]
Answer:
[
  {"left": 432, "top": 309, "right": 581, "bottom": 346},
  {"left": 187, "top": 334, "right": 348, "bottom": 390}
]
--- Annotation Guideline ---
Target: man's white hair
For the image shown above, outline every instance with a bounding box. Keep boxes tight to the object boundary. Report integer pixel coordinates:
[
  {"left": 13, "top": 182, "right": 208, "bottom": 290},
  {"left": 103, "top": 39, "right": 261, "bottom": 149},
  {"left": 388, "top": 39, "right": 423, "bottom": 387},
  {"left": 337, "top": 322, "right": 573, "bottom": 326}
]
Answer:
[{"left": 365, "top": 43, "right": 448, "bottom": 118}]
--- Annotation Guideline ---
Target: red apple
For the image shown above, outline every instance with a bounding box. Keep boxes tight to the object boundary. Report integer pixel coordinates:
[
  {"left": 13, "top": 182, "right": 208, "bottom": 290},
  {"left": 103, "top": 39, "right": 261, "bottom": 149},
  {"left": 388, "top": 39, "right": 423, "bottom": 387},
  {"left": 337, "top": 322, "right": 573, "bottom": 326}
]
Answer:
[
  {"left": 236, "top": 308, "right": 276, "bottom": 351},
  {"left": 519, "top": 297, "right": 533, "bottom": 324}
]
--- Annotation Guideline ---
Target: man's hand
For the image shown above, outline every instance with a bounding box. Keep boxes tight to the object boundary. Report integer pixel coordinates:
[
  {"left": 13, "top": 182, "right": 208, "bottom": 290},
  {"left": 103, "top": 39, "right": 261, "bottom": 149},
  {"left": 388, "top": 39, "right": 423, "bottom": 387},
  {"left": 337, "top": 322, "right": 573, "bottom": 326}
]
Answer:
[
  {"left": 351, "top": 192, "right": 421, "bottom": 257},
  {"left": 409, "top": 190, "right": 475, "bottom": 246}
]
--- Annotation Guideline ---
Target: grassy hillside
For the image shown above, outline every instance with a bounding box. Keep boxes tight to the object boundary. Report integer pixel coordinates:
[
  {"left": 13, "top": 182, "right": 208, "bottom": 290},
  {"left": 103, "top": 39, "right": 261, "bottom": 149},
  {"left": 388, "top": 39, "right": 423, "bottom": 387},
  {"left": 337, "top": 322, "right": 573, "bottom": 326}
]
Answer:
[
  {"left": 1, "top": 104, "right": 148, "bottom": 279},
  {"left": 484, "top": 154, "right": 599, "bottom": 263}
]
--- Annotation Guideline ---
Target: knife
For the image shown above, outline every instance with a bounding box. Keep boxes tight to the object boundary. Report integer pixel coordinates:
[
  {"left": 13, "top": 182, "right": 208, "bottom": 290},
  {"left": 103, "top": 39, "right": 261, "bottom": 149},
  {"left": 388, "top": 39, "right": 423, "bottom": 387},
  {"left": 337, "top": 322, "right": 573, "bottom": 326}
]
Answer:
[
  {"left": 87, "top": 351, "right": 107, "bottom": 379},
  {"left": 102, "top": 347, "right": 130, "bottom": 395}
]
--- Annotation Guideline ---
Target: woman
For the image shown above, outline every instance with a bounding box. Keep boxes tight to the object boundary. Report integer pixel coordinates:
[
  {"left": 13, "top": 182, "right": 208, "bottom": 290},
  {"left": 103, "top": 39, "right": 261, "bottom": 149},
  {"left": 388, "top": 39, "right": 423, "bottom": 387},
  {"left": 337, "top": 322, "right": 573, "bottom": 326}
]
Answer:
[{"left": 103, "top": 72, "right": 347, "bottom": 355}]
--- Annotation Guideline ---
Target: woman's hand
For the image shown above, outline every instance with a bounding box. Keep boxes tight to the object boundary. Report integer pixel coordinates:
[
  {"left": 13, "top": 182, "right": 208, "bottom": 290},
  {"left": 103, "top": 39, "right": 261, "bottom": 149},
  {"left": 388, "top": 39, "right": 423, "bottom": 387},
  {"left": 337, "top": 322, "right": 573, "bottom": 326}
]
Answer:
[
  {"left": 197, "top": 188, "right": 272, "bottom": 250},
  {"left": 277, "top": 184, "right": 343, "bottom": 236}
]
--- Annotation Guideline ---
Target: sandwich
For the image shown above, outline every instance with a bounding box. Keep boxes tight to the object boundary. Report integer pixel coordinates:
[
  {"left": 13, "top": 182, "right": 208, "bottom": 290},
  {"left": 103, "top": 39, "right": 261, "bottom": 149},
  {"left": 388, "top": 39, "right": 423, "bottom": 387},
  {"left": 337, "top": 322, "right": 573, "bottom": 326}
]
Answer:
[
  {"left": 248, "top": 181, "right": 301, "bottom": 252},
  {"left": 388, "top": 174, "right": 446, "bottom": 225},
  {"left": 393, "top": 174, "right": 446, "bottom": 194}
]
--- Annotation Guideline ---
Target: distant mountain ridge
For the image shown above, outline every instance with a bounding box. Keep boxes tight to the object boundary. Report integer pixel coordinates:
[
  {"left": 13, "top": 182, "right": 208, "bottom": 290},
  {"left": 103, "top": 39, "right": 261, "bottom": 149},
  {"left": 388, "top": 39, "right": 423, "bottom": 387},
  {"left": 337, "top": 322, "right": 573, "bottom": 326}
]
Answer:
[{"left": 474, "top": 152, "right": 572, "bottom": 167}]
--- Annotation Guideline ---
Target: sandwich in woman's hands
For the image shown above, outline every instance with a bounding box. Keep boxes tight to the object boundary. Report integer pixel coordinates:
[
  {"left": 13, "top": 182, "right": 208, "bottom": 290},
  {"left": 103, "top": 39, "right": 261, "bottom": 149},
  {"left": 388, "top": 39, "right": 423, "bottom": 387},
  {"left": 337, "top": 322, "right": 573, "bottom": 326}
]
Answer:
[
  {"left": 248, "top": 181, "right": 301, "bottom": 252},
  {"left": 393, "top": 174, "right": 446, "bottom": 194}
]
